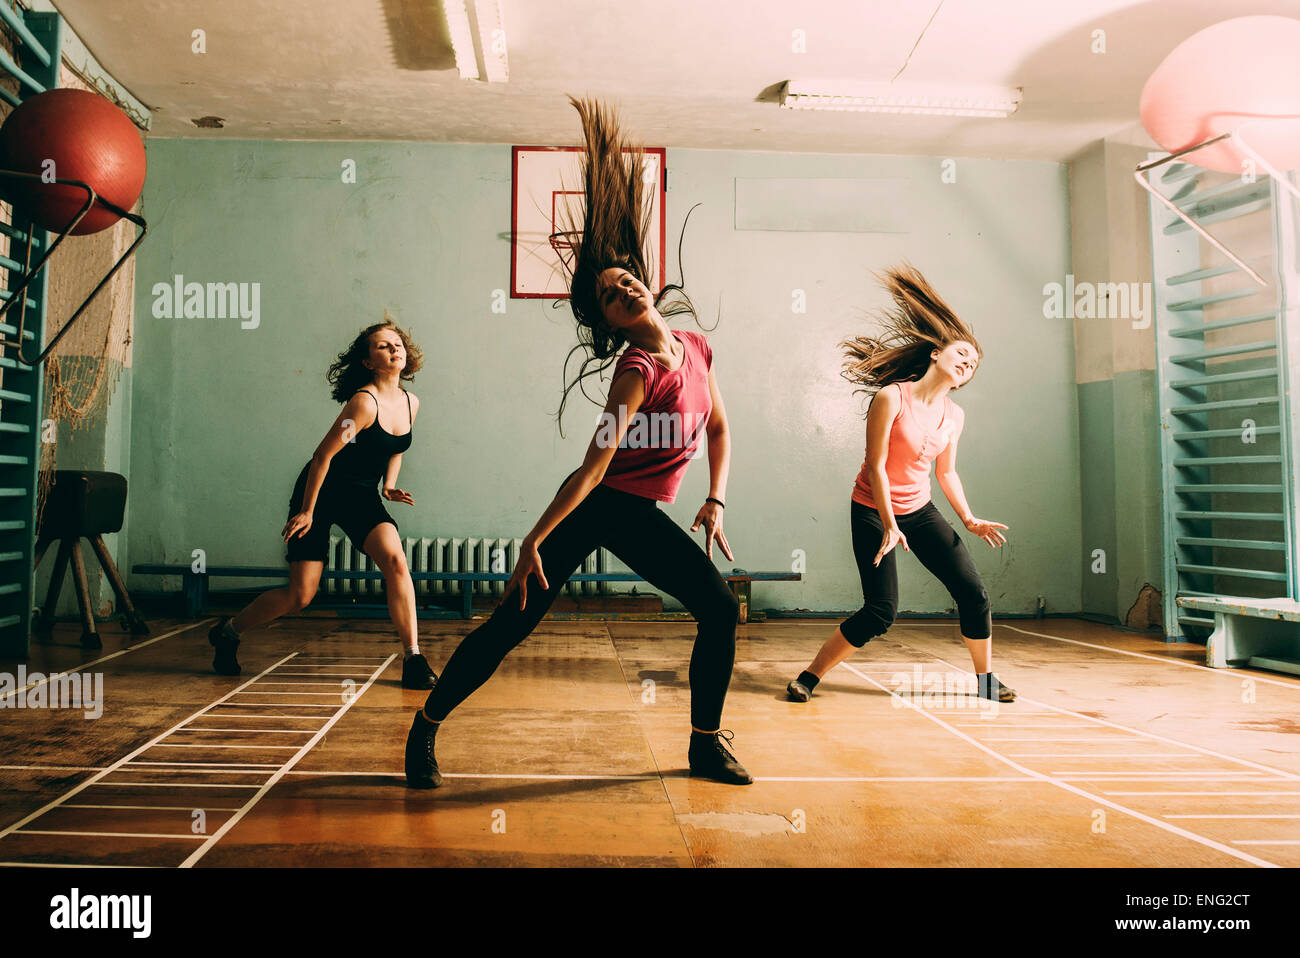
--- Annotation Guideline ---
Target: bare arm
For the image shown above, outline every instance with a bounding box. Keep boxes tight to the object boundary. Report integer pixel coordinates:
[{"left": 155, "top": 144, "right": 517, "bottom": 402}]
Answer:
[
  {"left": 504, "top": 369, "right": 647, "bottom": 609},
  {"left": 382, "top": 393, "right": 417, "bottom": 504},
  {"left": 300, "top": 393, "right": 377, "bottom": 513},
  {"left": 525, "top": 370, "right": 645, "bottom": 549},
  {"left": 934, "top": 421, "right": 973, "bottom": 523},
  {"left": 691, "top": 365, "right": 734, "bottom": 560},
  {"left": 865, "top": 384, "right": 902, "bottom": 530},
  {"left": 935, "top": 418, "right": 1008, "bottom": 547}
]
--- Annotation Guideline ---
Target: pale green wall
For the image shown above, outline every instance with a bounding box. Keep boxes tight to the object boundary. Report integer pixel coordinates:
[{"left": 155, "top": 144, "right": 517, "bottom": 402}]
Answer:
[{"left": 126, "top": 139, "right": 1080, "bottom": 616}]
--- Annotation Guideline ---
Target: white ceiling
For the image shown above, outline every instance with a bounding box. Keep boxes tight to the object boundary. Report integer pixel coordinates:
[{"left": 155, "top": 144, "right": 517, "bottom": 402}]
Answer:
[{"left": 50, "top": 0, "right": 1300, "bottom": 161}]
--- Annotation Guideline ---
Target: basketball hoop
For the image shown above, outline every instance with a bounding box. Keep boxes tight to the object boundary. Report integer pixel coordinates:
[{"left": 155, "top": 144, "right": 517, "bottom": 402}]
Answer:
[{"left": 548, "top": 229, "right": 581, "bottom": 278}]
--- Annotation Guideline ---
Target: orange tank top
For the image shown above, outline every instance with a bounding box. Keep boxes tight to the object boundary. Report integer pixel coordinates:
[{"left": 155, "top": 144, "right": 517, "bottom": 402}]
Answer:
[{"left": 852, "top": 379, "right": 962, "bottom": 515}]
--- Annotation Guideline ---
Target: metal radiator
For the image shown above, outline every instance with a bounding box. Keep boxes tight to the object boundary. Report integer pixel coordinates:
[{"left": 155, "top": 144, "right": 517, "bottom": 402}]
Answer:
[{"left": 324, "top": 535, "right": 609, "bottom": 601}]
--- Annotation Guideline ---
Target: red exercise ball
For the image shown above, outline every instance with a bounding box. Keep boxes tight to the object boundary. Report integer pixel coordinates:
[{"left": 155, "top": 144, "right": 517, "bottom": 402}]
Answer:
[{"left": 0, "top": 88, "right": 146, "bottom": 235}]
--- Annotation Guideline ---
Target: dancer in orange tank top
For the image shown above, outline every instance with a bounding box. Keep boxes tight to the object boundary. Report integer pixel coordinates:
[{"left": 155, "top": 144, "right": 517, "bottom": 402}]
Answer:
[{"left": 787, "top": 265, "right": 1016, "bottom": 704}]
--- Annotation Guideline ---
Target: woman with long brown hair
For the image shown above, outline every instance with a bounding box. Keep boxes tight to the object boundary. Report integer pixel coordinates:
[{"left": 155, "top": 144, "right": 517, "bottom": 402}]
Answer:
[
  {"left": 403, "top": 97, "right": 752, "bottom": 788},
  {"left": 207, "top": 319, "right": 438, "bottom": 691},
  {"left": 786, "top": 265, "right": 1016, "bottom": 704}
]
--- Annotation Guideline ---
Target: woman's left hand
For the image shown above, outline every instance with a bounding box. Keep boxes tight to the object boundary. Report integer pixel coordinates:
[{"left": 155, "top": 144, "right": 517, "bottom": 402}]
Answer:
[
  {"left": 963, "top": 516, "right": 1008, "bottom": 548},
  {"left": 383, "top": 487, "right": 414, "bottom": 505},
  {"left": 692, "top": 501, "right": 734, "bottom": 561}
]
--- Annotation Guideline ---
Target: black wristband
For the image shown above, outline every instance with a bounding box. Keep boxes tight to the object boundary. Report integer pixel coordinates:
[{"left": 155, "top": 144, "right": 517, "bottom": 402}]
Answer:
[{"left": 706, "top": 497, "right": 725, "bottom": 509}]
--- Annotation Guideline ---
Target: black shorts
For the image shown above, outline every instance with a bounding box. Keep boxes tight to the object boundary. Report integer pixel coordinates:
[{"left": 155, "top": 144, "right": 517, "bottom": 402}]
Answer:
[{"left": 284, "top": 464, "right": 399, "bottom": 564}]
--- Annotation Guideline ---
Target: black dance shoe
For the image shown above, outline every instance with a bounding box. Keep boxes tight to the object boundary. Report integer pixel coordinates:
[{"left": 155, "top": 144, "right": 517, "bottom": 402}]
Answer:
[
  {"left": 401, "top": 653, "right": 438, "bottom": 690},
  {"left": 208, "top": 617, "right": 241, "bottom": 676},
  {"left": 404, "top": 710, "right": 443, "bottom": 789},
  {"left": 786, "top": 679, "right": 812, "bottom": 702},
  {"left": 978, "top": 673, "right": 1017, "bottom": 703},
  {"left": 688, "top": 729, "right": 754, "bottom": 785}
]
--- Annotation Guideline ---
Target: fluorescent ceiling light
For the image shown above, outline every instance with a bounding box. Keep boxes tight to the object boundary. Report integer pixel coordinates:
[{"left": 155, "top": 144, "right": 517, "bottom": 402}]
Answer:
[
  {"left": 444, "top": 1, "right": 478, "bottom": 80},
  {"left": 475, "top": 0, "right": 509, "bottom": 84},
  {"left": 781, "top": 80, "right": 1022, "bottom": 118},
  {"left": 444, "top": 0, "right": 509, "bottom": 83}
]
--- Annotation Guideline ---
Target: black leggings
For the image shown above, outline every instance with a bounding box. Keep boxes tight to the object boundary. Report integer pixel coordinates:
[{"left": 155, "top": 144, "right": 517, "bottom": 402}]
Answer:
[
  {"left": 840, "top": 499, "right": 991, "bottom": 647},
  {"left": 423, "top": 479, "right": 740, "bottom": 730}
]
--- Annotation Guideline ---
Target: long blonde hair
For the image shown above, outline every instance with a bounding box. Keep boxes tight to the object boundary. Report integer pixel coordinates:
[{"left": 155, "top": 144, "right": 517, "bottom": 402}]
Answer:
[{"left": 841, "top": 263, "right": 982, "bottom": 403}]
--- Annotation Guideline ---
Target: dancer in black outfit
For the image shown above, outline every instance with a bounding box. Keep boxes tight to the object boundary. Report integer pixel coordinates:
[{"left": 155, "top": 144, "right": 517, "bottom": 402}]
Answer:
[
  {"left": 209, "top": 320, "right": 438, "bottom": 690},
  {"left": 787, "top": 265, "right": 1016, "bottom": 704},
  {"left": 404, "top": 97, "right": 751, "bottom": 788}
]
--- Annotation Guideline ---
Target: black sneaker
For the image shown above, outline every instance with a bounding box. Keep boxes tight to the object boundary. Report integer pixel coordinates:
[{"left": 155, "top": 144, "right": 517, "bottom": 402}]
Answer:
[
  {"left": 401, "top": 653, "right": 438, "bottom": 690},
  {"left": 688, "top": 729, "right": 754, "bottom": 785},
  {"left": 786, "top": 679, "right": 811, "bottom": 702},
  {"left": 208, "top": 617, "right": 241, "bottom": 676},
  {"left": 978, "top": 673, "right": 1017, "bottom": 703},
  {"left": 404, "top": 711, "right": 442, "bottom": 789}
]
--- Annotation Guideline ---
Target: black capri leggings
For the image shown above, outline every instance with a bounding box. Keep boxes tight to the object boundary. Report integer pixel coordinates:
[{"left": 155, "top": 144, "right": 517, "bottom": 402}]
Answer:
[
  {"left": 840, "top": 499, "right": 991, "bottom": 647},
  {"left": 423, "top": 477, "right": 740, "bottom": 730}
]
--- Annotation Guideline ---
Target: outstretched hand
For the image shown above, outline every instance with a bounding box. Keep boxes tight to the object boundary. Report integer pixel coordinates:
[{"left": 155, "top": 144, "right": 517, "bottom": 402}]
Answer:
[
  {"left": 383, "top": 487, "right": 414, "bottom": 505},
  {"left": 963, "top": 516, "right": 1009, "bottom": 548},
  {"left": 692, "top": 502, "right": 734, "bottom": 561},
  {"left": 504, "top": 539, "right": 549, "bottom": 611}
]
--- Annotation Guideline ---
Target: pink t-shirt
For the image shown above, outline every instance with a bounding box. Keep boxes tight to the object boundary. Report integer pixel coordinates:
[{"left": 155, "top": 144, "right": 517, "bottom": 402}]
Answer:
[
  {"left": 852, "top": 379, "right": 963, "bottom": 515},
  {"left": 601, "top": 329, "right": 713, "bottom": 503}
]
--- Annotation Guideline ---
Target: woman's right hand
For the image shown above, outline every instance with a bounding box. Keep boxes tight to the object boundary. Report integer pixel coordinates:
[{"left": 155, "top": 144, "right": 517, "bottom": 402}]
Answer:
[
  {"left": 505, "top": 539, "right": 549, "bottom": 610},
  {"left": 282, "top": 511, "right": 313, "bottom": 542},
  {"left": 874, "top": 525, "right": 909, "bottom": 567}
]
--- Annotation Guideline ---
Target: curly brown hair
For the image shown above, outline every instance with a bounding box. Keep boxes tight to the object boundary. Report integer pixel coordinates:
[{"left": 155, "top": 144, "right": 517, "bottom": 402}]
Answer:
[
  {"left": 326, "top": 316, "right": 423, "bottom": 403},
  {"left": 841, "top": 263, "right": 982, "bottom": 405}
]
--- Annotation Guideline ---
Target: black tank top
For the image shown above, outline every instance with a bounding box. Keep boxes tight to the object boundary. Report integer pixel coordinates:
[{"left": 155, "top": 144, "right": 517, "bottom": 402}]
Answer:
[{"left": 327, "top": 388, "right": 413, "bottom": 485}]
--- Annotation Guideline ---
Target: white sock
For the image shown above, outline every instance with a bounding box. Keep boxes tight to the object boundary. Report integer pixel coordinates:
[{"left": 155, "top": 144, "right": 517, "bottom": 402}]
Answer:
[{"left": 404, "top": 644, "right": 420, "bottom": 659}]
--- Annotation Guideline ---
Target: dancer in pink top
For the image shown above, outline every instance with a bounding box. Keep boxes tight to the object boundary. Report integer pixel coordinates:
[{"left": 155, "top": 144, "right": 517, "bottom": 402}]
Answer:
[
  {"left": 404, "top": 98, "right": 752, "bottom": 789},
  {"left": 787, "top": 265, "right": 1016, "bottom": 704}
]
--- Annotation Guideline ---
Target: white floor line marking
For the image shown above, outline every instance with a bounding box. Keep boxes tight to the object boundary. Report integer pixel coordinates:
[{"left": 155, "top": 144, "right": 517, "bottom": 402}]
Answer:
[
  {"left": 0, "top": 653, "right": 298, "bottom": 844},
  {"left": 0, "top": 765, "right": 102, "bottom": 773},
  {"left": 250, "top": 682, "right": 343, "bottom": 687},
  {"left": 1006, "top": 753, "right": 1204, "bottom": 758},
  {"left": 179, "top": 654, "right": 395, "bottom": 868},
  {"left": 14, "top": 829, "right": 203, "bottom": 840},
  {"left": 982, "top": 738, "right": 1143, "bottom": 742},
  {"left": 1053, "top": 771, "right": 1263, "bottom": 776},
  {"left": 1234, "top": 840, "right": 1300, "bottom": 846},
  {"left": 189, "top": 714, "right": 331, "bottom": 721},
  {"left": 837, "top": 661, "right": 1279, "bottom": 868},
  {"left": 0, "top": 862, "right": 150, "bottom": 868},
  {"left": 925, "top": 652, "right": 1300, "bottom": 782},
  {"left": 206, "top": 703, "right": 343, "bottom": 708},
  {"left": 89, "top": 783, "right": 261, "bottom": 789},
  {"left": 149, "top": 744, "right": 299, "bottom": 750},
  {"left": 1, "top": 620, "right": 217, "bottom": 703},
  {"left": 954, "top": 724, "right": 1096, "bottom": 728},
  {"left": 278, "top": 770, "right": 1034, "bottom": 782},
  {"left": 229, "top": 691, "right": 347, "bottom": 697},
  {"left": 127, "top": 761, "right": 279, "bottom": 768},
  {"left": 178, "top": 728, "right": 317, "bottom": 734},
  {"left": 63, "top": 804, "right": 242, "bottom": 812},
  {"left": 1166, "top": 814, "right": 1300, "bottom": 819},
  {"left": 110, "top": 769, "right": 273, "bottom": 777},
  {"left": 997, "top": 623, "right": 1300, "bottom": 691},
  {"left": 1105, "top": 791, "right": 1300, "bottom": 797}
]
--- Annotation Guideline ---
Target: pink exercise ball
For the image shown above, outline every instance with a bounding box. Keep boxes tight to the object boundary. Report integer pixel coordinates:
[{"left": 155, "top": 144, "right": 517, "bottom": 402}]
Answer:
[{"left": 1139, "top": 15, "right": 1300, "bottom": 174}]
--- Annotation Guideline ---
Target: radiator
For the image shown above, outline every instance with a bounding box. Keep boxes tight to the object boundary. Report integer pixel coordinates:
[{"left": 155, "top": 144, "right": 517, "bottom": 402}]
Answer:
[{"left": 325, "top": 535, "right": 610, "bottom": 601}]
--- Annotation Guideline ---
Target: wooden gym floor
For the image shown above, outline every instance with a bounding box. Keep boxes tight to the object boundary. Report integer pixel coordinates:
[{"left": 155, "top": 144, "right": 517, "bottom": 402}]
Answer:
[{"left": 1, "top": 614, "right": 1298, "bottom": 867}]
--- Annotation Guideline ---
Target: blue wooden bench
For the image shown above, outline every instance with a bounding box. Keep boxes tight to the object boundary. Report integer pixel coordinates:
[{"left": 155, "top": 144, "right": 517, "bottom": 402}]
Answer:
[
  {"left": 131, "top": 564, "right": 800, "bottom": 623},
  {"left": 1176, "top": 595, "right": 1300, "bottom": 676}
]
